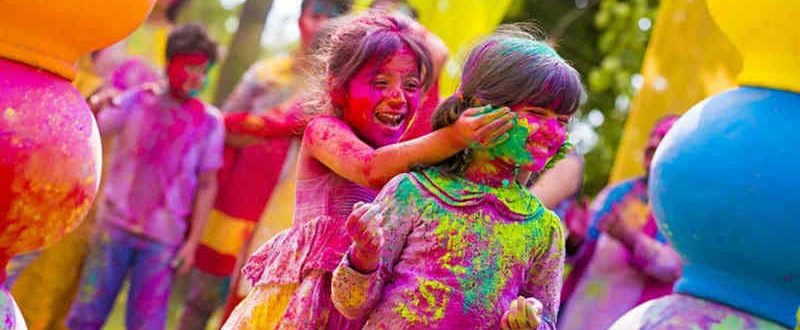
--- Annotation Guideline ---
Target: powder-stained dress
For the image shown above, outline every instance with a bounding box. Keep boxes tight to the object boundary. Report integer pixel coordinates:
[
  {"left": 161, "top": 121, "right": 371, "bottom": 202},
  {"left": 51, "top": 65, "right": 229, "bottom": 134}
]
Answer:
[
  {"left": 223, "top": 171, "right": 377, "bottom": 330},
  {"left": 331, "top": 169, "right": 565, "bottom": 329}
]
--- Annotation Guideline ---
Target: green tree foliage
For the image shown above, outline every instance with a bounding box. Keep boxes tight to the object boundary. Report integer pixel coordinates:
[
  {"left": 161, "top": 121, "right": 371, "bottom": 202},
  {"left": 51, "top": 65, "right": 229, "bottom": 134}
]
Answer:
[{"left": 504, "top": 0, "right": 656, "bottom": 195}]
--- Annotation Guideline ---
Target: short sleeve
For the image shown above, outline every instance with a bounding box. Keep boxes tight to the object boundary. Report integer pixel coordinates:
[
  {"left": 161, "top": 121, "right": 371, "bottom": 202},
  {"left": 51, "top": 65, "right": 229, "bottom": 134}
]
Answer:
[{"left": 198, "top": 105, "right": 225, "bottom": 173}]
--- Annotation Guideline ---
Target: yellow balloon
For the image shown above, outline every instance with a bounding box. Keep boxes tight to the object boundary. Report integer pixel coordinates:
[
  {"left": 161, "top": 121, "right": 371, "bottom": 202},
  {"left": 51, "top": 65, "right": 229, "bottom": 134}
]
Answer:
[
  {"left": 706, "top": 0, "right": 800, "bottom": 94},
  {"left": 609, "top": 0, "right": 741, "bottom": 183}
]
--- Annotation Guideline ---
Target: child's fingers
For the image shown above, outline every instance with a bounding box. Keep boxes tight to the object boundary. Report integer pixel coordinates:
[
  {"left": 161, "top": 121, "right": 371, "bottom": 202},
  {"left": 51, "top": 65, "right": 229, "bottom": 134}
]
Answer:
[
  {"left": 477, "top": 120, "right": 515, "bottom": 147},
  {"left": 461, "top": 105, "right": 495, "bottom": 117},
  {"left": 475, "top": 113, "right": 513, "bottom": 136},
  {"left": 507, "top": 298, "right": 522, "bottom": 329},
  {"left": 473, "top": 108, "right": 513, "bottom": 127},
  {"left": 500, "top": 312, "right": 512, "bottom": 330},
  {"left": 517, "top": 297, "right": 528, "bottom": 326},
  {"left": 523, "top": 301, "right": 539, "bottom": 328}
]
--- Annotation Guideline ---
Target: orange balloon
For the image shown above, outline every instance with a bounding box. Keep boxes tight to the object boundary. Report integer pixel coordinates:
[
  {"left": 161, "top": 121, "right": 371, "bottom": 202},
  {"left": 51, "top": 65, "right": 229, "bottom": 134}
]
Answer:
[{"left": 0, "top": 0, "right": 156, "bottom": 80}]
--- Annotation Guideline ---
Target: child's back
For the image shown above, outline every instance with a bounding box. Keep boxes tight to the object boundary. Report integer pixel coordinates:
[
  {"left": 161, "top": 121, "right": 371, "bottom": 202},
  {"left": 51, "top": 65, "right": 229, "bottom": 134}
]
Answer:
[{"left": 333, "top": 169, "right": 564, "bottom": 329}]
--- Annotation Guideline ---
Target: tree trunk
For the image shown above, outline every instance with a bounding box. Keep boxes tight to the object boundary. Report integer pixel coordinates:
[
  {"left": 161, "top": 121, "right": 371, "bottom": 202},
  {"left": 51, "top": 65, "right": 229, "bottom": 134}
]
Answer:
[{"left": 213, "top": 0, "right": 274, "bottom": 106}]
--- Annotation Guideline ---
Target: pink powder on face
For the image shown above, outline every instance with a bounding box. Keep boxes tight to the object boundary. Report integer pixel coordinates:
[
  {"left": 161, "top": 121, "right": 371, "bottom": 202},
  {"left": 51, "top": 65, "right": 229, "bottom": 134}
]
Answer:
[
  {"left": 517, "top": 112, "right": 568, "bottom": 173},
  {"left": 343, "top": 45, "right": 423, "bottom": 148},
  {"left": 166, "top": 53, "right": 209, "bottom": 100}
]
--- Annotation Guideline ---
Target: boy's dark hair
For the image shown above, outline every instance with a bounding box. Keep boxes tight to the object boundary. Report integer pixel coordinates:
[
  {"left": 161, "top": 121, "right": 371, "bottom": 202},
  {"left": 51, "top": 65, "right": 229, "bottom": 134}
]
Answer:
[
  {"left": 301, "top": 0, "right": 353, "bottom": 16},
  {"left": 166, "top": 0, "right": 191, "bottom": 23},
  {"left": 166, "top": 23, "right": 219, "bottom": 64}
]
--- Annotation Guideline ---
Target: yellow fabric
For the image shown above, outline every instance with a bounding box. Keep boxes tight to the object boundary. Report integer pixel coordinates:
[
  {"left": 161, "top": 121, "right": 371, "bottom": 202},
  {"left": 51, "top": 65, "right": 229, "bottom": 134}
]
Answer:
[
  {"left": 72, "top": 56, "right": 103, "bottom": 97},
  {"left": 608, "top": 0, "right": 742, "bottom": 184},
  {"left": 705, "top": 0, "right": 800, "bottom": 94},
  {"left": 201, "top": 210, "right": 257, "bottom": 256},
  {"left": 223, "top": 283, "right": 298, "bottom": 330},
  {"left": 407, "top": 0, "right": 513, "bottom": 96}
]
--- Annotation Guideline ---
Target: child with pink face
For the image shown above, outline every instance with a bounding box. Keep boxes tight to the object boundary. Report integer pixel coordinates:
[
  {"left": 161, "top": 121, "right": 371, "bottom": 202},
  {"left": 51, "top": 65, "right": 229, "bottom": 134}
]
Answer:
[
  {"left": 222, "top": 12, "right": 514, "bottom": 329},
  {"left": 330, "top": 27, "right": 584, "bottom": 329}
]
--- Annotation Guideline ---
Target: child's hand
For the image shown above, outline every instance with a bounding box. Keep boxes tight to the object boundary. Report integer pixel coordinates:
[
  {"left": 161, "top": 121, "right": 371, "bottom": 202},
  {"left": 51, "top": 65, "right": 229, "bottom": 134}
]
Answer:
[
  {"left": 171, "top": 240, "right": 198, "bottom": 275},
  {"left": 501, "top": 296, "right": 543, "bottom": 330},
  {"left": 88, "top": 87, "right": 121, "bottom": 114},
  {"left": 345, "top": 202, "right": 384, "bottom": 273},
  {"left": 598, "top": 204, "right": 638, "bottom": 244},
  {"left": 452, "top": 105, "right": 515, "bottom": 149}
]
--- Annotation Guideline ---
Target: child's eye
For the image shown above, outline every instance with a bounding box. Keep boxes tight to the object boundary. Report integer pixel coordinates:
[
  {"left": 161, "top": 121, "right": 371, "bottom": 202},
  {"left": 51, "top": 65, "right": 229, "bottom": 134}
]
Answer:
[
  {"left": 372, "top": 80, "right": 388, "bottom": 88},
  {"left": 403, "top": 78, "right": 420, "bottom": 91}
]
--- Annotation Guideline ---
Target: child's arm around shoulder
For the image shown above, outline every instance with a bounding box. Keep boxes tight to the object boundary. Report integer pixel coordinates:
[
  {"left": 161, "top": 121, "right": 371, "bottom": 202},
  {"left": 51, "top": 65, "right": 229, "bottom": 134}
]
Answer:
[
  {"left": 331, "top": 173, "right": 421, "bottom": 319},
  {"left": 304, "top": 106, "right": 514, "bottom": 189},
  {"left": 94, "top": 87, "right": 155, "bottom": 136}
]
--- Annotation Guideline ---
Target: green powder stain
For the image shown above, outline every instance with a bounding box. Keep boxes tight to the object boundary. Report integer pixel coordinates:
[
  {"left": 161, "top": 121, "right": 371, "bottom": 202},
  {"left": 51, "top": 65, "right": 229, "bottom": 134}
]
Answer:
[
  {"left": 709, "top": 315, "right": 745, "bottom": 330},
  {"left": 392, "top": 277, "right": 452, "bottom": 325},
  {"left": 389, "top": 170, "right": 561, "bottom": 316},
  {"left": 487, "top": 114, "right": 533, "bottom": 167}
]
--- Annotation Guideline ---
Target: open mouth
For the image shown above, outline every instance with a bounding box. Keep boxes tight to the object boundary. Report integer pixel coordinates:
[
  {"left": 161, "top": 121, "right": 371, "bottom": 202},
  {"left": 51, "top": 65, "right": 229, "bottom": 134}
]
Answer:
[{"left": 374, "top": 111, "right": 406, "bottom": 128}]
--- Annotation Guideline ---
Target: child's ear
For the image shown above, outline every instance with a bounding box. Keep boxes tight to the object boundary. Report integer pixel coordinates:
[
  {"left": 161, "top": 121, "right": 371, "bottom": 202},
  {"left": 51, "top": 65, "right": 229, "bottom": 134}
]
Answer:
[{"left": 327, "top": 76, "right": 347, "bottom": 107}]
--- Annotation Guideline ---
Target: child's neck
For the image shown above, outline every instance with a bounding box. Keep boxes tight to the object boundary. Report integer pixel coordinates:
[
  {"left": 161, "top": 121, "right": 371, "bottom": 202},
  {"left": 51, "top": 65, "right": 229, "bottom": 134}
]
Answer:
[
  {"left": 462, "top": 156, "right": 517, "bottom": 188},
  {"left": 168, "top": 89, "right": 192, "bottom": 103}
]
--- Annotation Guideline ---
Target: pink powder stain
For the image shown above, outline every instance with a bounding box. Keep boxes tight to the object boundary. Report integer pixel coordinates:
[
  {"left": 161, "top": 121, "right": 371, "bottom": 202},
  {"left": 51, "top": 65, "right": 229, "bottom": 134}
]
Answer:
[
  {"left": 166, "top": 53, "right": 209, "bottom": 99},
  {"left": 517, "top": 112, "right": 568, "bottom": 173}
]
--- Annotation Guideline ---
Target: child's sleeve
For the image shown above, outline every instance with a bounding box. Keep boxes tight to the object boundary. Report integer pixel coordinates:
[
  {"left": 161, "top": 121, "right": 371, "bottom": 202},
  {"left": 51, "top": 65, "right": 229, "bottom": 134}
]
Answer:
[
  {"left": 198, "top": 107, "right": 226, "bottom": 174},
  {"left": 521, "top": 212, "right": 566, "bottom": 330},
  {"left": 331, "top": 174, "right": 418, "bottom": 320},
  {"left": 224, "top": 101, "right": 306, "bottom": 138}
]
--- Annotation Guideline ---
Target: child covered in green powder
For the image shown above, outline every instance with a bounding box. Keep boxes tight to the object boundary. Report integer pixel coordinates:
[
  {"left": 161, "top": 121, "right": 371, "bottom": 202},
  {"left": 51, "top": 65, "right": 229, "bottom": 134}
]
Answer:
[{"left": 330, "top": 26, "right": 584, "bottom": 329}]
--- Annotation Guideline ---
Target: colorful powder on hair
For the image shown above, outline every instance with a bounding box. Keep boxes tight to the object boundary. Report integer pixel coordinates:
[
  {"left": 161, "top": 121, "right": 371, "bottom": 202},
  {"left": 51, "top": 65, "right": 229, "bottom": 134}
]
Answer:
[
  {"left": 498, "top": 38, "right": 561, "bottom": 59},
  {"left": 477, "top": 106, "right": 533, "bottom": 167}
]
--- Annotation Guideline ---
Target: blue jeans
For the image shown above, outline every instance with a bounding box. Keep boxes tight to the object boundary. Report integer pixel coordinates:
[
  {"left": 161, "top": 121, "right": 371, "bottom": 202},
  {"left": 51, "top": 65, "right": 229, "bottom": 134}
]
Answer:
[{"left": 67, "top": 225, "right": 177, "bottom": 330}]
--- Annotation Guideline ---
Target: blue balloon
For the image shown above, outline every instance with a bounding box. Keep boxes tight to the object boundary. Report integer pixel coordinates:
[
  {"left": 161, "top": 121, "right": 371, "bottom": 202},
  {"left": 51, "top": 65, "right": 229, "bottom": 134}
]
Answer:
[{"left": 650, "top": 86, "right": 800, "bottom": 327}]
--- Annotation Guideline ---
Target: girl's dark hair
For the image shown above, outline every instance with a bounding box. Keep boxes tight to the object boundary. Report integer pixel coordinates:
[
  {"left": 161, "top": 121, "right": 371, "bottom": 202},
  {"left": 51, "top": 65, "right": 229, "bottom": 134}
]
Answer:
[
  {"left": 166, "top": 23, "right": 219, "bottom": 64},
  {"left": 434, "top": 24, "right": 585, "bottom": 175},
  {"left": 304, "top": 11, "right": 434, "bottom": 117}
]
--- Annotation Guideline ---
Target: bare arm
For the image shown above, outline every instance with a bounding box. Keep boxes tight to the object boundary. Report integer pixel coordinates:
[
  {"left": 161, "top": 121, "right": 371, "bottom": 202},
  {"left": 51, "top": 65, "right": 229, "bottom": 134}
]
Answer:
[
  {"left": 304, "top": 107, "right": 513, "bottom": 189},
  {"left": 616, "top": 230, "right": 682, "bottom": 282},
  {"left": 172, "top": 171, "right": 218, "bottom": 274}
]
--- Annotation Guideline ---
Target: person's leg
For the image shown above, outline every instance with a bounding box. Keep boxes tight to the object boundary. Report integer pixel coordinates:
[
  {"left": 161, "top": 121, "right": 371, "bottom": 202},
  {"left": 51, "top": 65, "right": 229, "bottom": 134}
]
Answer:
[
  {"left": 125, "top": 237, "right": 176, "bottom": 330},
  {"left": 67, "top": 227, "right": 134, "bottom": 330},
  {"left": 178, "top": 269, "right": 230, "bottom": 330}
]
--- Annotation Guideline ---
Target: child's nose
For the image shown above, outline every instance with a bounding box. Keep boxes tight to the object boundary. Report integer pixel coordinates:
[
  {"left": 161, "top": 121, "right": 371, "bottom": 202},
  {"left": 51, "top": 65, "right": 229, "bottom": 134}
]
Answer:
[{"left": 385, "top": 87, "right": 406, "bottom": 107}]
